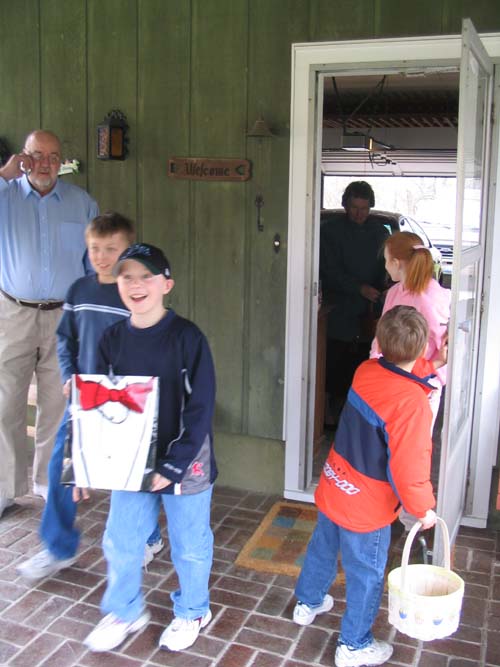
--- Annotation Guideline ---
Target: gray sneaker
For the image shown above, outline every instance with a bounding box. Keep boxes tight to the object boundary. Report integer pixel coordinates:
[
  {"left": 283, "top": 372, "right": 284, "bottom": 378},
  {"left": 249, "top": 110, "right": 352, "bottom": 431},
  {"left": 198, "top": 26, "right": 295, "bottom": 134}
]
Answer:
[
  {"left": 159, "top": 610, "right": 212, "bottom": 651},
  {"left": 85, "top": 610, "right": 151, "bottom": 652},
  {"left": 335, "top": 639, "right": 393, "bottom": 667},
  {"left": 17, "top": 549, "right": 77, "bottom": 581},
  {"left": 293, "top": 593, "right": 334, "bottom": 625}
]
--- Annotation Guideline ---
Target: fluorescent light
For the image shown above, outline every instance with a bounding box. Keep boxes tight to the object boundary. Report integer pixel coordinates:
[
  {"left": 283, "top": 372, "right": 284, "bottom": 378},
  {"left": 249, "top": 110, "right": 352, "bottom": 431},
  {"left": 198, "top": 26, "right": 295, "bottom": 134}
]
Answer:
[
  {"left": 341, "top": 133, "right": 373, "bottom": 151},
  {"left": 340, "top": 133, "right": 394, "bottom": 152}
]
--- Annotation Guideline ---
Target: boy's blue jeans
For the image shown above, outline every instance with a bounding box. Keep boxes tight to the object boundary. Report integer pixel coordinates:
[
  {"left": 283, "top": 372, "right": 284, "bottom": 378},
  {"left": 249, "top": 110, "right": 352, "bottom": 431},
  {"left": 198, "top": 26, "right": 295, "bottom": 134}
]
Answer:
[
  {"left": 101, "top": 485, "right": 214, "bottom": 622},
  {"left": 295, "top": 510, "right": 390, "bottom": 649},
  {"left": 40, "top": 408, "right": 79, "bottom": 559},
  {"left": 40, "top": 407, "right": 161, "bottom": 560}
]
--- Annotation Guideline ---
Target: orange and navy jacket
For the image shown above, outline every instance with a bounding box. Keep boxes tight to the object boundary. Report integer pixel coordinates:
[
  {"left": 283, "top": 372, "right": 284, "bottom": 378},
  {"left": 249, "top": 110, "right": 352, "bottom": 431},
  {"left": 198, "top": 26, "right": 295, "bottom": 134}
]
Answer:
[{"left": 315, "top": 357, "right": 436, "bottom": 533}]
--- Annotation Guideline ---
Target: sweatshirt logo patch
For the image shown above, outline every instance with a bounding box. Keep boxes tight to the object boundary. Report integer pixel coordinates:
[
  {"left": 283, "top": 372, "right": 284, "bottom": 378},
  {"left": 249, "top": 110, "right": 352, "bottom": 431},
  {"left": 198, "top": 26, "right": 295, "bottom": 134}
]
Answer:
[
  {"left": 191, "top": 461, "right": 204, "bottom": 477},
  {"left": 323, "top": 461, "right": 360, "bottom": 495}
]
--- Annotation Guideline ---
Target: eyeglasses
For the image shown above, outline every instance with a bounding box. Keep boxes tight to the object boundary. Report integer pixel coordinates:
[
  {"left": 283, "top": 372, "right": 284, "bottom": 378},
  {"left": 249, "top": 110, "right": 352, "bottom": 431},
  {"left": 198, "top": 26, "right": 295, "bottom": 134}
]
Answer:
[{"left": 26, "top": 152, "right": 61, "bottom": 165}]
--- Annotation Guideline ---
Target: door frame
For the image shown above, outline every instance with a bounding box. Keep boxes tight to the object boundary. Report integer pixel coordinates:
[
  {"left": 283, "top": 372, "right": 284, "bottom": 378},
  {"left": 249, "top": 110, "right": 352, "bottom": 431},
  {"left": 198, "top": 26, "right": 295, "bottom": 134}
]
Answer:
[{"left": 284, "top": 33, "right": 500, "bottom": 526}]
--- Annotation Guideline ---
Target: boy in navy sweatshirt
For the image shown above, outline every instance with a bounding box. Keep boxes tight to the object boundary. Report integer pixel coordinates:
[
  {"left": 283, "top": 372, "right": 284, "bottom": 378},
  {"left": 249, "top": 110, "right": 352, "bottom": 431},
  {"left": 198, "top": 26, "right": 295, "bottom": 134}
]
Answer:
[
  {"left": 17, "top": 214, "right": 164, "bottom": 580},
  {"left": 83, "top": 243, "right": 217, "bottom": 655}
]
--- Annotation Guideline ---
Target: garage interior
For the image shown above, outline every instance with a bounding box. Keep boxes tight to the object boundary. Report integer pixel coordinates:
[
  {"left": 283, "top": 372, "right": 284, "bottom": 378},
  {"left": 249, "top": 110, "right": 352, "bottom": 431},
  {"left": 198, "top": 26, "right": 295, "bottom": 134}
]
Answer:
[{"left": 313, "top": 69, "right": 461, "bottom": 489}]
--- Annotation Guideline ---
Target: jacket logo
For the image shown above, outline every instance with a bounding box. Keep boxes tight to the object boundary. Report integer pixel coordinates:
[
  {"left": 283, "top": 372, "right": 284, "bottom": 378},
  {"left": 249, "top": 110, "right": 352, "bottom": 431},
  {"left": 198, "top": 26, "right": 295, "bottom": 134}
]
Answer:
[
  {"left": 191, "top": 461, "right": 204, "bottom": 477},
  {"left": 323, "top": 462, "right": 360, "bottom": 495}
]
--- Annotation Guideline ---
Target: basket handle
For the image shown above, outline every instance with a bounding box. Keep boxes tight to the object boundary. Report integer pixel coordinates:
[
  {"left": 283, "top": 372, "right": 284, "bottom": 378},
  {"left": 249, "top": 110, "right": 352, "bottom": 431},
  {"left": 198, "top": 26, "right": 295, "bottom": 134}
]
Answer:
[{"left": 400, "top": 516, "right": 450, "bottom": 592}]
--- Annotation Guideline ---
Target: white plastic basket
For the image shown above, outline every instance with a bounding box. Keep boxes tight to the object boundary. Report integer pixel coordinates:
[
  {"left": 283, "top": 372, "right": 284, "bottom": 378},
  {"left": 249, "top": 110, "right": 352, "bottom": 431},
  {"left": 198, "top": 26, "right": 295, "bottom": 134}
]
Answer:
[{"left": 387, "top": 517, "right": 464, "bottom": 641}]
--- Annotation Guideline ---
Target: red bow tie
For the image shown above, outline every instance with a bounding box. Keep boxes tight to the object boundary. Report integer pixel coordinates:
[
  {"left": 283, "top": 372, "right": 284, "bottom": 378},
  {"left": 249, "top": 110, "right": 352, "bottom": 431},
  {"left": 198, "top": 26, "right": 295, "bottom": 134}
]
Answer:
[{"left": 75, "top": 375, "right": 154, "bottom": 413}]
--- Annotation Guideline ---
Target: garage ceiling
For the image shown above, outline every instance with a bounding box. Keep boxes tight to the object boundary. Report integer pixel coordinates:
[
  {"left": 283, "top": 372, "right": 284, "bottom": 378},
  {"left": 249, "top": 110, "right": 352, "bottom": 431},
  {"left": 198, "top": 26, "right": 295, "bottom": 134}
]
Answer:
[{"left": 323, "top": 71, "right": 460, "bottom": 129}]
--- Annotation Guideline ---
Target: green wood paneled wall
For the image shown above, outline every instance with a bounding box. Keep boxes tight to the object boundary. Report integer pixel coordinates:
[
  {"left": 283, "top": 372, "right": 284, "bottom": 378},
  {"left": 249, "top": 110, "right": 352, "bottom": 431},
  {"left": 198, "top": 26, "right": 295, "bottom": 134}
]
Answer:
[{"left": 2, "top": 0, "right": 500, "bottom": 442}]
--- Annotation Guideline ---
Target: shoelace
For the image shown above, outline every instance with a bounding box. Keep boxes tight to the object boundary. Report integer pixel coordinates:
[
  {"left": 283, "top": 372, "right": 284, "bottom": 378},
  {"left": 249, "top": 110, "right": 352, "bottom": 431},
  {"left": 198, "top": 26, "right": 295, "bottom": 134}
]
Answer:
[{"left": 295, "top": 604, "right": 312, "bottom": 619}]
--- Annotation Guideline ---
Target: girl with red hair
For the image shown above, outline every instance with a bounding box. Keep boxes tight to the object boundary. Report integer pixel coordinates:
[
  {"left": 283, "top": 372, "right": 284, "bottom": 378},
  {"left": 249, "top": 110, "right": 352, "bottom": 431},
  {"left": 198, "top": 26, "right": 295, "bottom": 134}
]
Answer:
[{"left": 371, "top": 231, "right": 450, "bottom": 425}]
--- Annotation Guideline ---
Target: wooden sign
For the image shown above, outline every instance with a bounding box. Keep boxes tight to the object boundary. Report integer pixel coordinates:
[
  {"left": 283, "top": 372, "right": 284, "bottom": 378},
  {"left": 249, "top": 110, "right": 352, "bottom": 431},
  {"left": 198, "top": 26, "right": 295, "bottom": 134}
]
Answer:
[{"left": 168, "top": 157, "right": 251, "bottom": 182}]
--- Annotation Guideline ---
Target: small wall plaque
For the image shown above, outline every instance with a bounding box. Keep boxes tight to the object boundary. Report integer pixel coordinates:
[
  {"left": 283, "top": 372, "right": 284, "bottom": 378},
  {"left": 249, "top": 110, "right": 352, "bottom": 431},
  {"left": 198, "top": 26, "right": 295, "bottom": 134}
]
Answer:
[{"left": 168, "top": 157, "right": 251, "bottom": 182}]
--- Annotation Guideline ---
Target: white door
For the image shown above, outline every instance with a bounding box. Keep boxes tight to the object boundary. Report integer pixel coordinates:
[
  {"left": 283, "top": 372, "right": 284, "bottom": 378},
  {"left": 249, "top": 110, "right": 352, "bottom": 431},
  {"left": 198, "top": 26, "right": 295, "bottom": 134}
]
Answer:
[
  {"left": 285, "top": 32, "right": 500, "bottom": 516},
  {"left": 435, "top": 19, "right": 494, "bottom": 561}
]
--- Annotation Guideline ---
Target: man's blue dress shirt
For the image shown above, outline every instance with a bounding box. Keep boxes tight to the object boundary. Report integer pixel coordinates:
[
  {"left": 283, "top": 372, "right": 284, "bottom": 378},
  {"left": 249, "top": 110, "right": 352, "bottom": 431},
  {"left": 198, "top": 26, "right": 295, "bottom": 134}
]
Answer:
[{"left": 0, "top": 175, "right": 98, "bottom": 301}]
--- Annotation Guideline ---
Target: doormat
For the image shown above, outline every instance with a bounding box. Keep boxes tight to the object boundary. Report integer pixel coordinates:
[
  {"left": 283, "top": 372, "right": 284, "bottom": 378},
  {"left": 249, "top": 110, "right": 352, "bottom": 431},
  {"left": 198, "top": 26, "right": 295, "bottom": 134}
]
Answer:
[
  {"left": 235, "top": 500, "right": 337, "bottom": 578},
  {"left": 235, "top": 500, "right": 415, "bottom": 580}
]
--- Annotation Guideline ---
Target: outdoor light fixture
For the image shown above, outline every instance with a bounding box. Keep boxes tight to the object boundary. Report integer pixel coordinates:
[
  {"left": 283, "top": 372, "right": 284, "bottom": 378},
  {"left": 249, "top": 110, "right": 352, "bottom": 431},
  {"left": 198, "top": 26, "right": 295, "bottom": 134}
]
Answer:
[
  {"left": 247, "top": 116, "right": 275, "bottom": 138},
  {"left": 97, "top": 110, "right": 129, "bottom": 160}
]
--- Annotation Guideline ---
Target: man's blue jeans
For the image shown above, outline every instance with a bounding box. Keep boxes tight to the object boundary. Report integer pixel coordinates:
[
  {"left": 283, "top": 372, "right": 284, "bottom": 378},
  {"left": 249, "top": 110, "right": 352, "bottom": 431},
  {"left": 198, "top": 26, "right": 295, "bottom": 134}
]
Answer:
[
  {"left": 101, "top": 485, "right": 214, "bottom": 622},
  {"left": 295, "top": 510, "right": 390, "bottom": 648},
  {"left": 40, "top": 407, "right": 162, "bottom": 560}
]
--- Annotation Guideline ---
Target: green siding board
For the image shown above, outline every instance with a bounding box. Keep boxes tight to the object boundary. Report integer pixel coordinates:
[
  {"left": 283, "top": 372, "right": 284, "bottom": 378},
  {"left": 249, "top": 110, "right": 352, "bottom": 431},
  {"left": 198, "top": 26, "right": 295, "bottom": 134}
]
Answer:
[
  {"left": 137, "top": 0, "right": 192, "bottom": 315},
  {"left": 191, "top": 0, "right": 248, "bottom": 151},
  {"left": 309, "top": 0, "right": 376, "bottom": 41},
  {"left": 39, "top": 0, "right": 88, "bottom": 191},
  {"left": 191, "top": 0, "right": 248, "bottom": 433},
  {"left": 0, "top": 2, "right": 40, "bottom": 150},
  {"left": 373, "top": 0, "right": 444, "bottom": 37},
  {"left": 245, "top": 0, "right": 308, "bottom": 439},
  {"left": 193, "top": 183, "right": 246, "bottom": 433},
  {"left": 442, "top": 1, "right": 500, "bottom": 34},
  {"left": 87, "top": 0, "right": 138, "bottom": 220}
]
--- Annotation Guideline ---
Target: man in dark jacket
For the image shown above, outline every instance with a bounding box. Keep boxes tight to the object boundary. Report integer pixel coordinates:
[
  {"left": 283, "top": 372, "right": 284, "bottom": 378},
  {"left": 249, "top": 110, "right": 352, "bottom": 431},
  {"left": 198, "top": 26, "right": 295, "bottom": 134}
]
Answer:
[{"left": 320, "top": 181, "right": 389, "bottom": 421}]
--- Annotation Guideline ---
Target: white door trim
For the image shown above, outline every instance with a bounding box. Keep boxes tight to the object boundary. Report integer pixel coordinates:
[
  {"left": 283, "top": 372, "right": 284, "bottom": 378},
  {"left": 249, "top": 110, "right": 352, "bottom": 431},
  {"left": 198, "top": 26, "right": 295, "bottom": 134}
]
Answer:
[{"left": 284, "top": 34, "right": 500, "bottom": 509}]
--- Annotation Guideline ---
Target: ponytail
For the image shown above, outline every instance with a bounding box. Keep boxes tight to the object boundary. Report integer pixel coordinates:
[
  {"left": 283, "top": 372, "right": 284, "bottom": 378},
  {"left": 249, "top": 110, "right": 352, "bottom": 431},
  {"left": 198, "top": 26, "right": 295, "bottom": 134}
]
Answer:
[{"left": 385, "top": 232, "right": 434, "bottom": 294}]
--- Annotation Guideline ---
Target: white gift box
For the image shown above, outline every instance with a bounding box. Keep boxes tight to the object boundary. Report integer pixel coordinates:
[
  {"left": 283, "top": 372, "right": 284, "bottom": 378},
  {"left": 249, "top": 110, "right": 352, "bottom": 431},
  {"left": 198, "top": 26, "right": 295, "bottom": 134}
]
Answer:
[{"left": 68, "top": 373, "right": 159, "bottom": 491}]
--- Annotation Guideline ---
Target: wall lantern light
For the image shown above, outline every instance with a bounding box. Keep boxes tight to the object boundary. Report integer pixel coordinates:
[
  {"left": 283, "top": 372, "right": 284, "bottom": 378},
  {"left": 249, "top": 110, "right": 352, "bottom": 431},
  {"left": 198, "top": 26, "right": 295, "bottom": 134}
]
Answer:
[{"left": 97, "top": 110, "right": 129, "bottom": 160}]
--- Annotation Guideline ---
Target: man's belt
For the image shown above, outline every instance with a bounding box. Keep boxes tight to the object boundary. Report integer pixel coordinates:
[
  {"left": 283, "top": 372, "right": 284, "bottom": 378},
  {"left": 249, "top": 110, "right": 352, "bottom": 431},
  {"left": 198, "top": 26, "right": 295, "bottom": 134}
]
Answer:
[{"left": 0, "top": 288, "right": 63, "bottom": 311}]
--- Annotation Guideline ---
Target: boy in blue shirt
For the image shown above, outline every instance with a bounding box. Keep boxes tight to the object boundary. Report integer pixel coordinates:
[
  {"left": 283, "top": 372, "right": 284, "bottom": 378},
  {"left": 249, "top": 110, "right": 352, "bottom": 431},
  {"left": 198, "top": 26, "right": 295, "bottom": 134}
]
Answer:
[
  {"left": 83, "top": 243, "right": 217, "bottom": 654},
  {"left": 17, "top": 214, "right": 163, "bottom": 580}
]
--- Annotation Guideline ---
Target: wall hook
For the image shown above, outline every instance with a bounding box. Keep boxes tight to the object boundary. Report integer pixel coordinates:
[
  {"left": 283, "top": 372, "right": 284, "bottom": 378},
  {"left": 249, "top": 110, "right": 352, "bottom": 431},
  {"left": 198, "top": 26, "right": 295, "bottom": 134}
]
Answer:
[{"left": 255, "top": 194, "right": 264, "bottom": 231}]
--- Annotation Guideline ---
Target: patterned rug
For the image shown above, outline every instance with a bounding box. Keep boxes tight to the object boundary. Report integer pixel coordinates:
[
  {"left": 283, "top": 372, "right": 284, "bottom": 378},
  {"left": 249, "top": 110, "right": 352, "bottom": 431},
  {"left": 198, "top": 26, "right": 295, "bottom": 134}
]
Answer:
[
  {"left": 235, "top": 500, "right": 421, "bottom": 580},
  {"left": 235, "top": 500, "right": 338, "bottom": 578}
]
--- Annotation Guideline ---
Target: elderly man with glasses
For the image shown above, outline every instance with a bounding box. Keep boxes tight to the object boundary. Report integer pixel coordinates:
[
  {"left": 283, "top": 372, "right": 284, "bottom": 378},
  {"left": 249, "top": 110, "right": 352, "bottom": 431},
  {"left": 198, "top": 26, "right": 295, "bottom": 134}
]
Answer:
[{"left": 0, "top": 130, "right": 98, "bottom": 517}]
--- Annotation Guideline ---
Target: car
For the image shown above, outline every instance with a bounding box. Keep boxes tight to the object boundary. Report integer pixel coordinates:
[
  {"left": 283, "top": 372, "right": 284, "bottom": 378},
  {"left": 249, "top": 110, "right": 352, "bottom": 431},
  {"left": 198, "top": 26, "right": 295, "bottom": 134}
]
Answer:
[
  {"left": 429, "top": 239, "right": 453, "bottom": 287},
  {"left": 320, "top": 209, "right": 443, "bottom": 283}
]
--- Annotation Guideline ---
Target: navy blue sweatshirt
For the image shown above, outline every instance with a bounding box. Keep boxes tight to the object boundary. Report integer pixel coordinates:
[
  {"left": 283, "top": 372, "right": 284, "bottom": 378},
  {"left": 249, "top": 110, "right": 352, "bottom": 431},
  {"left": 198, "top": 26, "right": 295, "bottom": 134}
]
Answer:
[
  {"left": 56, "top": 274, "right": 130, "bottom": 381},
  {"left": 96, "top": 309, "right": 217, "bottom": 495}
]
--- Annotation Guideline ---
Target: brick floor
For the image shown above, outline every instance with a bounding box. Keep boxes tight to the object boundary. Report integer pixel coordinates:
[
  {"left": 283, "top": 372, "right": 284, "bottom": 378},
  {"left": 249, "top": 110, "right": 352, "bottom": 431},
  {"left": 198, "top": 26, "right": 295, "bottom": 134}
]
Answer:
[{"left": 1, "top": 486, "right": 499, "bottom": 666}]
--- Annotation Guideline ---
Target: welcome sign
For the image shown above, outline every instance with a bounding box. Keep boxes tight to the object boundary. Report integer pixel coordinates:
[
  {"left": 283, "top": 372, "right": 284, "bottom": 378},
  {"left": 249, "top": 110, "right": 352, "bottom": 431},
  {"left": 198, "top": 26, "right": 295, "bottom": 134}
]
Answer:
[{"left": 168, "top": 157, "right": 251, "bottom": 181}]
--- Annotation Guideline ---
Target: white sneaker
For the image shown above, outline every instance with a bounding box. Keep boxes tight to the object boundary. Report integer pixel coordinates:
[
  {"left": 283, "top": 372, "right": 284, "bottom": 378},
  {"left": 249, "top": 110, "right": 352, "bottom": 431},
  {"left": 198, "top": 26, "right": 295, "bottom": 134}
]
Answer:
[
  {"left": 159, "top": 609, "right": 212, "bottom": 652},
  {"left": 33, "top": 483, "right": 48, "bottom": 501},
  {"left": 0, "top": 497, "right": 14, "bottom": 519},
  {"left": 293, "top": 594, "right": 334, "bottom": 626},
  {"left": 143, "top": 538, "right": 164, "bottom": 567},
  {"left": 17, "top": 549, "right": 78, "bottom": 581},
  {"left": 335, "top": 639, "right": 393, "bottom": 667},
  {"left": 84, "top": 610, "right": 150, "bottom": 652}
]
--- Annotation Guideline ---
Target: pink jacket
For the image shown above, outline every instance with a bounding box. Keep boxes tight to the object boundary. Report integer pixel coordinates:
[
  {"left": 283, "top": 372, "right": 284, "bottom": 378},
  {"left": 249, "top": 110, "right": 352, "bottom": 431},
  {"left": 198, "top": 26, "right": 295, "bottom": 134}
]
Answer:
[{"left": 370, "top": 279, "right": 451, "bottom": 385}]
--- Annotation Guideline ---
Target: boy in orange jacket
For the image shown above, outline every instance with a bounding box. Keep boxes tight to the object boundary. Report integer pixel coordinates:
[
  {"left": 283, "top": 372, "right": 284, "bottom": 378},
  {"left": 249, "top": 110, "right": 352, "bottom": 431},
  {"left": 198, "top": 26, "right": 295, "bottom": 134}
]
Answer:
[{"left": 293, "top": 305, "right": 440, "bottom": 667}]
